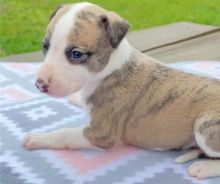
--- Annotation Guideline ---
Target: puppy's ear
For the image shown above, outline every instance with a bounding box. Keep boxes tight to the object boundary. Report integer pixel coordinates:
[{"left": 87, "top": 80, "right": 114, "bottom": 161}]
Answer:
[
  {"left": 49, "top": 5, "right": 63, "bottom": 21},
  {"left": 100, "top": 13, "right": 130, "bottom": 48}
]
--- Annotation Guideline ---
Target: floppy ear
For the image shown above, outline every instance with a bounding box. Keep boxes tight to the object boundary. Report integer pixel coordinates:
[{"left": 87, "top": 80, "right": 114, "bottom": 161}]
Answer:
[
  {"left": 100, "top": 13, "right": 130, "bottom": 49},
  {"left": 49, "top": 5, "right": 63, "bottom": 21}
]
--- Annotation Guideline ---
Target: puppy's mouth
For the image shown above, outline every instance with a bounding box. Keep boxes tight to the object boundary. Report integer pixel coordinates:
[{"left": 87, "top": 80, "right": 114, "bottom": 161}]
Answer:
[{"left": 35, "top": 81, "right": 76, "bottom": 98}]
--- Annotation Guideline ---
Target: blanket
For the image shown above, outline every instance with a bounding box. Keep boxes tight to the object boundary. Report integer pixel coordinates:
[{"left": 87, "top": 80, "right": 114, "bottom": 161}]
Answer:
[{"left": 1, "top": 61, "right": 220, "bottom": 184}]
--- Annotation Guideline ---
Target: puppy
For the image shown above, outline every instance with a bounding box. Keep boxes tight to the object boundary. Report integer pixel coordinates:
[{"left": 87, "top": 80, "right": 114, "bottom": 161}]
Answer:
[{"left": 23, "top": 2, "right": 220, "bottom": 179}]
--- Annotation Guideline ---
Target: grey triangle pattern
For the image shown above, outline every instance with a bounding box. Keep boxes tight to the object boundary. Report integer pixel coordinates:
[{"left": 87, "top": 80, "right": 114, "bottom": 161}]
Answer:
[
  {"left": 1, "top": 162, "right": 32, "bottom": 184},
  {"left": 1, "top": 62, "right": 220, "bottom": 184}
]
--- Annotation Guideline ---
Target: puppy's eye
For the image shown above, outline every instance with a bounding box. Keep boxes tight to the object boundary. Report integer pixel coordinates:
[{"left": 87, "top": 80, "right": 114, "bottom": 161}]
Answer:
[
  {"left": 71, "top": 50, "right": 83, "bottom": 59},
  {"left": 65, "top": 48, "right": 89, "bottom": 64},
  {"left": 42, "top": 40, "right": 50, "bottom": 54}
]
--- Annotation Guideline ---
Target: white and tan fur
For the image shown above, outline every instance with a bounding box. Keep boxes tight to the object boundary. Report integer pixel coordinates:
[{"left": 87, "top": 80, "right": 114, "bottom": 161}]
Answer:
[{"left": 23, "top": 2, "right": 220, "bottom": 180}]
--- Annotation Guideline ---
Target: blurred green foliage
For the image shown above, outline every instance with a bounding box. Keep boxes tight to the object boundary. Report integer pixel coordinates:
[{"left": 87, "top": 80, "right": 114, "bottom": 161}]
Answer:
[{"left": 0, "top": 0, "right": 220, "bottom": 57}]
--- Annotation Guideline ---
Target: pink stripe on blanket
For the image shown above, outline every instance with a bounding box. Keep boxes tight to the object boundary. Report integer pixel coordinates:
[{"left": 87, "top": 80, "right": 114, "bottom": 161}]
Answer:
[
  {"left": 0, "top": 87, "right": 34, "bottom": 102},
  {"left": 195, "top": 62, "right": 220, "bottom": 74},
  {"left": 54, "top": 145, "right": 140, "bottom": 175},
  {"left": 7, "top": 63, "right": 36, "bottom": 72}
]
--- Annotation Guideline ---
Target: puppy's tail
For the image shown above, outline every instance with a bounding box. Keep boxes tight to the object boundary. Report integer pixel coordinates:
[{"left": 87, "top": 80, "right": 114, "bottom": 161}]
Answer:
[{"left": 174, "top": 149, "right": 203, "bottom": 163}]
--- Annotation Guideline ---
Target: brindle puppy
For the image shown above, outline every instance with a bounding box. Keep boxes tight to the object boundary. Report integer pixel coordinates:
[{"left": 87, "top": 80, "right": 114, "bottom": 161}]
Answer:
[{"left": 23, "top": 2, "right": 220, "bottom": 179}]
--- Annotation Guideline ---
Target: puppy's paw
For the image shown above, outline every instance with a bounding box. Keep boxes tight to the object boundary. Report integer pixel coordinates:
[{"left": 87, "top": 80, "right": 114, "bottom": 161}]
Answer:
[
  {"left": 23, "top": 133, "right": 47, "bottom": 150},
  {"left": 188, "top": 160, "right": 218, "bottom": 179}
]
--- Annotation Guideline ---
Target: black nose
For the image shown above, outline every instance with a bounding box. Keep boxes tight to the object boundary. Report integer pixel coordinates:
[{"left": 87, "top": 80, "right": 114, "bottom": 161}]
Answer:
[{"left": 35, "top": 78, "right": 49, "bottom": 93}]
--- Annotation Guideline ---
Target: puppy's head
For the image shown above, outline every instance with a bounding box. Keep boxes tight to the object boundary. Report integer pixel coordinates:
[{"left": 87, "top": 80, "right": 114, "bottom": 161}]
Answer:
[{"left": 35, "top": 2, "right": 130, "bottom": 97}]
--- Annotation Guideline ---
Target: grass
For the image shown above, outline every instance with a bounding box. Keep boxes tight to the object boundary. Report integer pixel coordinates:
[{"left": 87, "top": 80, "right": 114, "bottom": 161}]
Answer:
[{"left": 0, "top": 0, "right": 220, "bottom": 57}]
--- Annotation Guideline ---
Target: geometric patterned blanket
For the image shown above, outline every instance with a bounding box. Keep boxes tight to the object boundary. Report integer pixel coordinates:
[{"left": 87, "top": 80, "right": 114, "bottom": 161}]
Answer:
[{"left": 1, "top": 61, "right": 220, "bottom": 184}]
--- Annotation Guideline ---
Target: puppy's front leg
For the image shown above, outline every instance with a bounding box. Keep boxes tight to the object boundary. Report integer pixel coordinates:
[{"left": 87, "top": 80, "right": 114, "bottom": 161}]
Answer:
[{"left": 23, "top": 127, "right": 97, "bottom": 150}]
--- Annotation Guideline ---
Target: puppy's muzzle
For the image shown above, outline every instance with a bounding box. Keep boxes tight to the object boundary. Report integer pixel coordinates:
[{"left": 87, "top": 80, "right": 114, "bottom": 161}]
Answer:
[{"left": 35, "top": 78, "right": 49, "bottom": 93}]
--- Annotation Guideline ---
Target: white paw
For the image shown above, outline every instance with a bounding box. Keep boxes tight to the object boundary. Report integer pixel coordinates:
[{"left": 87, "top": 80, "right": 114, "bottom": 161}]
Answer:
[
  {"left": 23, "top": 133, "right": 47, "bottom": 150},
  {"left": 188, "top": 160, "right": 218, "bottom": 179}
]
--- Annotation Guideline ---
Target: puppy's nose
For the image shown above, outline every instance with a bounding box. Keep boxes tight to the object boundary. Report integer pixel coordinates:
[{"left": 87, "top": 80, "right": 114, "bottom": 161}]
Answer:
[{"left": 35, "top": 78, "right": 49, "bottom": 93}]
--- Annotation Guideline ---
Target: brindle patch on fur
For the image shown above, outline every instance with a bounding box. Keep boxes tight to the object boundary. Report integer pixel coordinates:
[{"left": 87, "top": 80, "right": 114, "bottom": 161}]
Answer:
[
  {"left": 199, "top": 120, "right": 220, "bottom": 134},
  {"left": 188, "top": 84, "right": 209, "bottom": 105},
  {"left": 147, "top": 89, "right": 179, "bottom": 114},
  {"left": 196, "top": 114, "right": 220, "bottom": 153},
  {"left": 77, "top": 10, "right": 96, "bottom": 23},
  {"left": 205, "top": 126, "right": 220, "bottom": 152},
  {"left": 196, "top": 84, "right": 209, "bottom": 94}
]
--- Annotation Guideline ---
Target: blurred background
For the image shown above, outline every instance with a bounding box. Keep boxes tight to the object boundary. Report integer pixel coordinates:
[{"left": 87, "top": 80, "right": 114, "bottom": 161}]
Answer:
[{"left": 0, "top": 0, "right": 220, "bottom": 57}]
